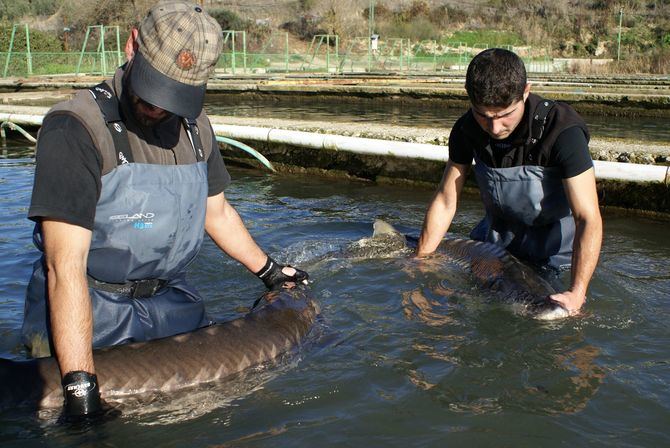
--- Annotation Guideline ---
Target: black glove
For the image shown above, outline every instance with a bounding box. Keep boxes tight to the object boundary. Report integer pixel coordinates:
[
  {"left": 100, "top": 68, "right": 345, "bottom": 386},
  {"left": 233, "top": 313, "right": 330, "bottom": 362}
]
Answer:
[
  {"left": 62, "top": 370, "right": 102, "bottom": 419},
  {"left": 255, "top": 256, "right": 309, "bottom": 290}
]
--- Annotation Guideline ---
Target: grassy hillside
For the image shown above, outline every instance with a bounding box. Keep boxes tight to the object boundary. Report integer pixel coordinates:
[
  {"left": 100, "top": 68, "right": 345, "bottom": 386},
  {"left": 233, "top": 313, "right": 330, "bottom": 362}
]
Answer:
[{"left": 1, "top": 0, "right": 669, "bottom": 73}]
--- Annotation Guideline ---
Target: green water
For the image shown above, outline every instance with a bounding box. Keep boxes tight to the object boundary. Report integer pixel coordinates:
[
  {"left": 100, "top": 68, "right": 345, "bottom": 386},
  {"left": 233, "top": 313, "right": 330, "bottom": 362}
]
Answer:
[{"left": 1, "top": 148, "right": 668, "bottom": 447}]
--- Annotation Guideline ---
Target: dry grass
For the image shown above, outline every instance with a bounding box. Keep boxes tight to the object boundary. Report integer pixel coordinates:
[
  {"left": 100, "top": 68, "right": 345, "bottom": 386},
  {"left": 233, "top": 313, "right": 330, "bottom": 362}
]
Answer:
[{"left": 566, "top": 48, "right": 670, "bottom": 75}]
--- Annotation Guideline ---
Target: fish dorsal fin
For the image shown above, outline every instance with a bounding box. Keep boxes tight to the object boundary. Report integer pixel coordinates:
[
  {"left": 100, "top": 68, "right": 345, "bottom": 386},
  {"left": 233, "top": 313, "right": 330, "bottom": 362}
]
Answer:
[{"left": 372, "top": 219, "right": 406, "bottom": 242}]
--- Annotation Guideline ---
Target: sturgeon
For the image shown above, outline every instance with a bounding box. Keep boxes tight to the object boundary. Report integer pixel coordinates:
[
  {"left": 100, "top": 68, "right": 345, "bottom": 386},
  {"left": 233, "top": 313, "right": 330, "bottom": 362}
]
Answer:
[
  {"left": 0, "top": 286, "right": 319, "bottom": 412},
  {"left": 366, "top": 220, "right": 569, "bottom": 320}
]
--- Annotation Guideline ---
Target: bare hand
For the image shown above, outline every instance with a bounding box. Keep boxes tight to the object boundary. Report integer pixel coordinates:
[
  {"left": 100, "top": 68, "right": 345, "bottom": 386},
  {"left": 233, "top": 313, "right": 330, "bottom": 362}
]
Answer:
[{"left": 549, "top": 290, "right": 586, "bottom": 316}]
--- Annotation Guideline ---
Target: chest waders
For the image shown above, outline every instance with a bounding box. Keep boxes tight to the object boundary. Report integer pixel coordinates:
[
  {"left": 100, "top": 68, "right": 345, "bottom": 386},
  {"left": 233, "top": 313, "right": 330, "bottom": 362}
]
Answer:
[
  {"left": 469, "top": 100, "right": 575, "bottom": 270},
  {"left": 22, "top": 83, "right": 212, "bottom": 355}
]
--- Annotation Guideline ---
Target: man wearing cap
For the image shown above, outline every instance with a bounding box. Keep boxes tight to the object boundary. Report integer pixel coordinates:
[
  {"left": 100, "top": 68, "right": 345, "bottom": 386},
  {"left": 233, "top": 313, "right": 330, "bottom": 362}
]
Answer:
[{"left": 22, "top": 1, "right": 307, "bottom": 419}]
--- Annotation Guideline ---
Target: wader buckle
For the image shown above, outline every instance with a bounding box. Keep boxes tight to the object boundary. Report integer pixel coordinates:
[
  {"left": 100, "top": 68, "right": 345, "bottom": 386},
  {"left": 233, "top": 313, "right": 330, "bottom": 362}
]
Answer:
[
  {"left": 131, "top": 279, "right": 168, "bottom": 299},
  {"left": 87, "top": 276, "right": 168, "bottom": 299}
]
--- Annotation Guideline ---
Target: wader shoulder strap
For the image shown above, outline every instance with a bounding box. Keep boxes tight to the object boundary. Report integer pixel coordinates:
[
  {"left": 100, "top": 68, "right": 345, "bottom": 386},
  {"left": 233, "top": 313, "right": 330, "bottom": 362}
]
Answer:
[
  {"left": 530, "top": 99, "right": 555, "bottom": 145},
  {"left": 183, "top": 118, "right": 206, "bottom": 162},
  {"left": 523, "top": 99, "right": 555, "bottom": 164},
  {"left": 89, "top": 83, "right": 134, "bottom": 165}
]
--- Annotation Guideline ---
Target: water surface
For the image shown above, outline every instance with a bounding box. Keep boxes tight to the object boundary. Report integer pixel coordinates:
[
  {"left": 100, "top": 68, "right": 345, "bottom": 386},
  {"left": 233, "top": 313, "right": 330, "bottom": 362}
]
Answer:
[
  {"left": 1, "top": 146, "right": 668, "bottom": 447},
  {"left": 204, "top": 97, "right": 670, "bottom": 143}
]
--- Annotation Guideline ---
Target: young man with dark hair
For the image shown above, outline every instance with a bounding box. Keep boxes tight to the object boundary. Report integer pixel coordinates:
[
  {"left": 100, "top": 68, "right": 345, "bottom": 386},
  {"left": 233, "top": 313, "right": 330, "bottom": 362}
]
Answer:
[{"left": 417, "top": 48, "right": 602, "bottom": 316}]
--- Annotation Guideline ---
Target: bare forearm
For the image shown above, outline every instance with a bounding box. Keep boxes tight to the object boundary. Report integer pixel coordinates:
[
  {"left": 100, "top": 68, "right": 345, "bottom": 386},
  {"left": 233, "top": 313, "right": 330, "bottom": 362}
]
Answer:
[
  {"left": 550, "top": 169, "right": 602, "bottom": 314},
  {"left": 42, "top": 220, "right": 95, "bottom": 378},
  {"left": 570, "top": 216, "right": 603, "bottom": 296},
  {"left": 416, "top": 162, "right": 467, "bottom": 256},
  {"left": 205, "top": 196, "right": 267, "bottom": 273},
  {"left": 561, "top": 168, "right": 603, "bottom": 297},
  {"left": 47, "top": 263, "right": 95, "bottom": 376},
  {"left": 416, "top": 198, "right": 454, "bottom": 255}
]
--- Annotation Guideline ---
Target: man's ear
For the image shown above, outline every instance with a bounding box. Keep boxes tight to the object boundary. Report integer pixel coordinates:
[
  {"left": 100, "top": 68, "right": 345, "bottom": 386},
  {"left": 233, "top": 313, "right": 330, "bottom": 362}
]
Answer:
[
  {"left": 124, "top": 28, "right": 139, "bottom": 61},
  {"left": 523, "top": 82, "right": 531, "bottom": 101}
]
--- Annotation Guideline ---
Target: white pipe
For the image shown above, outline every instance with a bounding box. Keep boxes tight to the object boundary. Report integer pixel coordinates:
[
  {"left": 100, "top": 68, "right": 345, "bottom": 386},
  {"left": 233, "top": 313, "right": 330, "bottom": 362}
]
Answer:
[
  {"left": 0, "top": 113, "right": 44, "bottom": 126},
  {"left": 593, "top": 160, "right": 669, "bottom": 183},
  {"left": 213, "top": 123, "right": 669, "bottom": 184},
  {"left": 2, "top": 112, "right": 667, "bottom": 184},
  {"left": 213, "top": 124, "right": 449, "bottom": 162}
]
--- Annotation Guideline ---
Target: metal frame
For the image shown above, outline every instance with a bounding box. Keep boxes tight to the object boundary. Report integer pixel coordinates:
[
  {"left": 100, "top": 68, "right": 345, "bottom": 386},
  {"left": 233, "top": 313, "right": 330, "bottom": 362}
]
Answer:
[
  {"left": 248, "top": 32, "right": 290, "bottom": 73},
  {"left": 301, "top": 34, "right": 339, "bottom": 72},
  {"left": 76, "top": 25, "right": 122, "bottom": 76},
  {"left": 379, "top": 38, "right": 411, "bottom": 71},
  {"left": 222, "top": 30, "right": 247, "bottom": 74},
  {"left": 3, "top": 24, "right": 32, "bottom": 77}
]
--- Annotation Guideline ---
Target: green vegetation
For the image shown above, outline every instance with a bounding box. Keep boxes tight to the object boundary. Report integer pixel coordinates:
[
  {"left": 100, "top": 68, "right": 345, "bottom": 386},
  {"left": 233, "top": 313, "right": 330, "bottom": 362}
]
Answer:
[
  {"left": 1, "top": 0, "right": 669, "bottom": 74},
  {"left": 0, "top": 0, "right": 60, "bottom": 21},
  {"left": 445, "top": 31, "right": 524, "bottom": 48},
  {"left": 0, "top": 23, "right": 62, "bottom": 53},
  {"left": 369, "top": 0, "right": 670, "bottom": 73},
  {"left": 210, "top": 9, "right": 248, "bottom": 32},
  {"left": 211, "top": 9, "right": 272, "bottom": 52}
]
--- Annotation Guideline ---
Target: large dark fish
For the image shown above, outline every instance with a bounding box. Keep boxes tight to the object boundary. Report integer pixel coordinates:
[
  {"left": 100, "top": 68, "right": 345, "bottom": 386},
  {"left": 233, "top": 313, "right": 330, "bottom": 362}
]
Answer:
[
  {"left": 0, "top": 286, "right": 319, "bottom": 411},
  {"left": 368, "top": 220, "right": 568, "bottom": 320}
]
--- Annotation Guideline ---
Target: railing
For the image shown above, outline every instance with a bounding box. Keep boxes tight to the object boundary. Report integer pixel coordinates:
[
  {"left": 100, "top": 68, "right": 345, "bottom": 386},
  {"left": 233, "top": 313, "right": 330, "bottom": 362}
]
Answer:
[
  {"left": 301, "top": 35, "right": 339, "bottom": 73},
  {"left": 2, "top": 30, "right": 560, "bottom": 78},
  {"left": 76, "top": 25, "right": 123, "bottom": 76},
  {"left": 1, "top": 52, "right": 126, "bottom": 77},
  {"left": 3, "top": 24, "right": 32, "bottom": 77}
]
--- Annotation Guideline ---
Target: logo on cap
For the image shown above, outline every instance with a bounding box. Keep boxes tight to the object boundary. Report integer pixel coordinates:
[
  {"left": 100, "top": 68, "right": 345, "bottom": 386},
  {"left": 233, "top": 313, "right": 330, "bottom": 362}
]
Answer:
[{"left": 176, "top": 49, "right": 197, "bottom": 70}]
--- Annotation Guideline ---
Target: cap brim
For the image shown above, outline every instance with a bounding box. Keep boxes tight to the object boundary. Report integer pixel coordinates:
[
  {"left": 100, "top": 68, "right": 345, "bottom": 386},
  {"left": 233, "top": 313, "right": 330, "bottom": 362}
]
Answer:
[{"left": 129, "top": 51, "right": 205, "bottom": 119}]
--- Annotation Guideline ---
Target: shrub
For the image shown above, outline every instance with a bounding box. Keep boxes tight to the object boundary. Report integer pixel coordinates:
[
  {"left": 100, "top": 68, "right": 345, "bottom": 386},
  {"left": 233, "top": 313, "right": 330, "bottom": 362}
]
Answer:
[
  {"left": 281, "top": 15, "right": 327, "bottom": 41},
  {"left": 298, "top": 0, "right": 317, "bottom": 12},
  {"left": 0, "top": 0, "right": 31, "bottom": 21},
  {"left": 382, "top": 18, "right": 440, "bottom": 41},
  {"left": 30, "top": 0, "right": 61, "bottom": 17},
  {"left": 408, "top": 1, "right": 431, "bottom": 19},
  {"left": 0, "top": 25, "right": 62, "bottom": 52},
  {"left": 210, "top": 9, "right": 248, "bottom": 31},
  {"left": 445, "top": 30, "right": 523, "bottom": 47},
  {"left": 625, "top": 46, "right": 670, "bottom": 73}
]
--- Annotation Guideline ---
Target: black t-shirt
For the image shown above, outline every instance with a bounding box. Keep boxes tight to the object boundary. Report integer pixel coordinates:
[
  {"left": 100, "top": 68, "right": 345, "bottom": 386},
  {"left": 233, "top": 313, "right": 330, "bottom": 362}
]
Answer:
[
  {"left": 28, "top": 114, "right": 231, "bottom": 230},
  {"left": 449, "top": 107, "right": 593, "bottom": 179}
]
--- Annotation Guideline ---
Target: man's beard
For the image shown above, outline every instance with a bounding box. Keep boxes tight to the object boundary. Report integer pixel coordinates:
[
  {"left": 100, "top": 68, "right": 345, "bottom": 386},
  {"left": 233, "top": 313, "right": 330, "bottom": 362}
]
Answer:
[{"left": 129, "top": 94, "right": 172, "bottom": 127}]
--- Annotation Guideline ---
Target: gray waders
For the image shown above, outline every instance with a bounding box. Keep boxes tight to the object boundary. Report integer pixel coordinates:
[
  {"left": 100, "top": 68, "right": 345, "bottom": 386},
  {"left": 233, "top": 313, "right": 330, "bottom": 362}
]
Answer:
[
  {"left": 22, "top": 82, "right": 212, "bottom": 356},
  {"left": 469, "top": 153, "right": 575, "bottom": 270},
  {"left": 468, "top": 99, "right": 577, "bottom": 270}
]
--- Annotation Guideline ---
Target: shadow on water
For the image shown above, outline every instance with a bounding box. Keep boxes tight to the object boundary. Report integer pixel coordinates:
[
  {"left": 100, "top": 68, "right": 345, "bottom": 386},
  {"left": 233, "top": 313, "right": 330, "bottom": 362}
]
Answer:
[
  {"left": 1, "top": 136, "right": 36, "bottom": 160},
  {"left": 352, "top": 255, "right": 605, "bottom": 417}
]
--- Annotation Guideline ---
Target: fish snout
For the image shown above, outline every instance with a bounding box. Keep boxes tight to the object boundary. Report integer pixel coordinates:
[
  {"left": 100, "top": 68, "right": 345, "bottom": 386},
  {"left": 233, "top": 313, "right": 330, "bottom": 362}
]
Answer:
[{"left": 534, "top": 302, "right": 570, "bottom": 320}]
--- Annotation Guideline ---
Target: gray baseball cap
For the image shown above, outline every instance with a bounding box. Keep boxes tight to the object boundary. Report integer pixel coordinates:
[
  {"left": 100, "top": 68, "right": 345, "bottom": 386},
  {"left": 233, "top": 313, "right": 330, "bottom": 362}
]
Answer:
[{"left": 129, "top": 0, "right": 223, "bottom": 119}]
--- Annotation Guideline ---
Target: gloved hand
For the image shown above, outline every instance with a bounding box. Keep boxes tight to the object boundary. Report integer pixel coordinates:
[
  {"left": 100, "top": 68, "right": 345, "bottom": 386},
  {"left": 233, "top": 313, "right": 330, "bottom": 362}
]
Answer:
[
  {"left": 62, "top": 370, "right": 102, "bottom": 419},
  {"left": 255, "top": 256, "right": 309, "bottom": 290}
]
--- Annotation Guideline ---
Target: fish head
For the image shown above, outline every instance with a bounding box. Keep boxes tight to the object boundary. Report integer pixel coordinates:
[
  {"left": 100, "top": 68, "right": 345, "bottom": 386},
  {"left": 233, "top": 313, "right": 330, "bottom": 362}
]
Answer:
[
  {"left": 515, "top": 294, "right": 569, "bottom": 320},
  {"left": 532, "top": 302, "right": 570, "bottom": 320},
  {"left": 343, "top": 219, "right": 409, "bottom": 259},
  {"left": 372, "top": 219, "right": 404, "bottom": 239}
]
